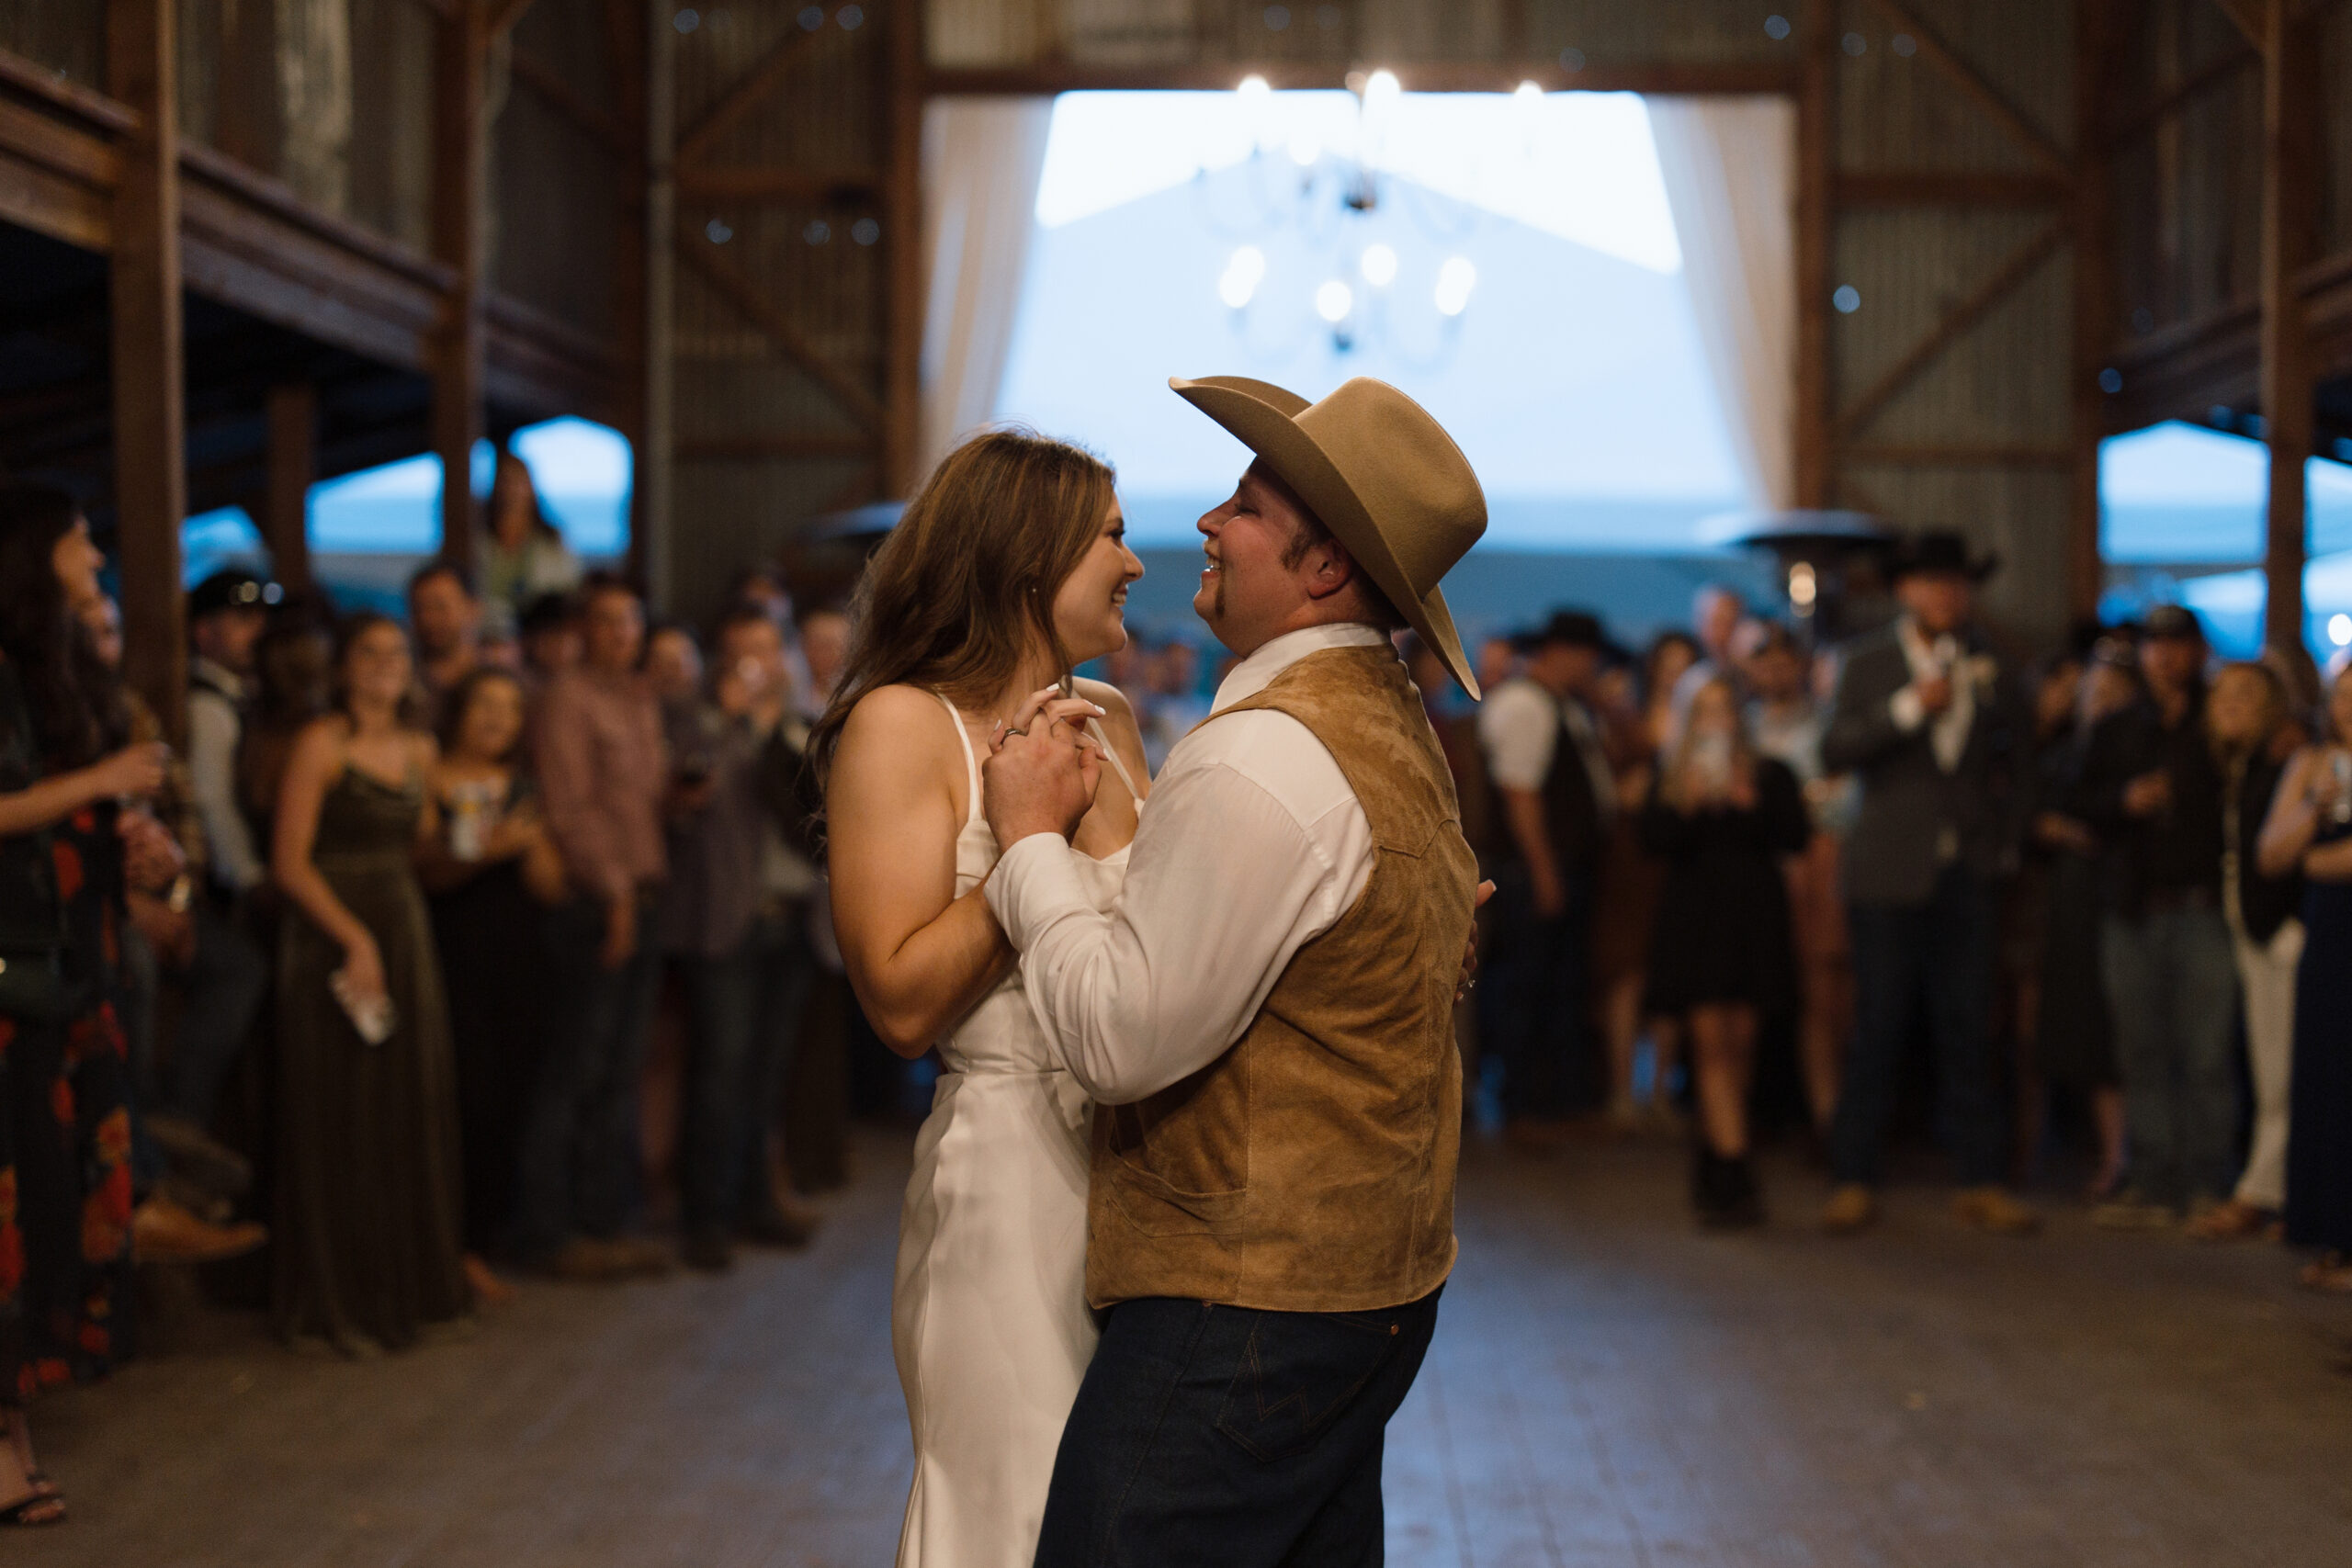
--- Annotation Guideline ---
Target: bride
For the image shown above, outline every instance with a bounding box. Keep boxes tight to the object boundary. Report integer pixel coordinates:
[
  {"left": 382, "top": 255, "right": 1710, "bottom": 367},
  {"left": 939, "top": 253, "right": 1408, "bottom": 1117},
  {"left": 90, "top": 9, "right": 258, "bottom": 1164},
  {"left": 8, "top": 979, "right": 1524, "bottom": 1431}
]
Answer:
[{"left": 812, "top": 430, "right": 1150, "bottom": 1568}]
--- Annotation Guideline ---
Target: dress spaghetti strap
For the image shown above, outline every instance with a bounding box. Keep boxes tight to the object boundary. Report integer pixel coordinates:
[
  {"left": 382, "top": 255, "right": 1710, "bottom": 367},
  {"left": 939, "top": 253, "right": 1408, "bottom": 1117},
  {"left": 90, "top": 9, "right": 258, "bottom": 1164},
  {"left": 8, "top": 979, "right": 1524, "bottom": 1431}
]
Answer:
[
  {"left": 1086, "top": 718, "right": 1143, "bottom": 802},
  {"left": 934, "top": 692, "right": 984, "bottom": 828}
]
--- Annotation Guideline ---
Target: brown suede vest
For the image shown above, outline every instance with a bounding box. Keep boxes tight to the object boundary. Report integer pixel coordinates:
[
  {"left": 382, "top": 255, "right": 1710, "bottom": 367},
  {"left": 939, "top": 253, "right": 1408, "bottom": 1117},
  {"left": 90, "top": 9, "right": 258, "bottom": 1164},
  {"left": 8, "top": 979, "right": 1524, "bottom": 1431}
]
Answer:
[{"left": 1084, "top": 643, "right": 1476, "bottom": 1313}]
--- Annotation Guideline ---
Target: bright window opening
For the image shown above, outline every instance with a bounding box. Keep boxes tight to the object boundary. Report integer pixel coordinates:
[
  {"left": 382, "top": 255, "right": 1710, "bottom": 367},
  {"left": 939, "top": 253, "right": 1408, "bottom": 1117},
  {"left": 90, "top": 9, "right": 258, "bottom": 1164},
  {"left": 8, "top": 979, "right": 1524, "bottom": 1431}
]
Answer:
[{"left": 997, "top": 89, "right": 1748, "bottom": 555}]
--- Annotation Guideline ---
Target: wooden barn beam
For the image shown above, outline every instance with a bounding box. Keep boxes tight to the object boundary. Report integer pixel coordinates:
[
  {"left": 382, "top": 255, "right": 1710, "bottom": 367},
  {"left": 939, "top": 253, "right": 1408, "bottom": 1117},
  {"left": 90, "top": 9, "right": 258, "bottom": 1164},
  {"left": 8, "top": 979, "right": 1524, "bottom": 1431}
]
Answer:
[
  {"left": 2211, "top": 0, "right": 2263, "bottom": 46},
  {"left": 107, "top": 0, "right": 188, "bottom": 746},
  {"left": 1846, "top": 443, "right": 2075, "bottom": 467},
  {"left": 1794, "top": 0, "right": 1835, "bottom": 508},
  {"left": 1834, "top": 170, "right": 2069, "bottom": 206},
  {"left": 2071, "top": 0, "right": 2119, "bottom": 619},
  {"left": 432, "top": 0, "right": 490, "bottom": 572},
  {"left": 676, "top": 20, "right": 823, "bottom": 169},
  {"left": 605, "top": 0, "right": 650, "bottom": 592},
  {"left": 924, "top": 61, "right": 1798, "bottom": 95},
  {"left": 643, "top": 0, "right": 677, "bottom": 608},
  {"left": 674, "top": 433, "right": 876, "bottom": 460},
  {"left": 675, "top": 219, "right": 884, "bottom": 432},
  {"left": 2259, "top": 0, "right": 2322, "bottom": 651},
  {"left": 2106, "top": 40, "right": 2257, "bottom": 147},
  {"left": 508, "top": 47, "right": 629, "bottom": 154},
  {"left": 675, "top": 166, "right": 880, "bottom": 204},
  {"left": 263, "top": 381, "right": 316, "bottom": 592},
  {"left": 489, "top": 0, "right": 538, "bottom": 39},
  {"left": 883, "top": 0, "right": 923, "bottom": 497},
  {"left": 1834, "top": 218, "right": 2068, "bottom": 441},
  {"left": 1853, "top": 0, "right": 2069, "bottom": 174}
]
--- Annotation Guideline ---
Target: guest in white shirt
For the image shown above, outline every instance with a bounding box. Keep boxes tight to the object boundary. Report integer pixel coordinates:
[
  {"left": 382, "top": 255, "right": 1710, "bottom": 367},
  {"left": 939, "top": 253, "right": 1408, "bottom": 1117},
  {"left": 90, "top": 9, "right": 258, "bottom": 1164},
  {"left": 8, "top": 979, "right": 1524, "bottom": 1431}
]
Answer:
[
  {"left": 185, "top": 570, "right": 277, "bottom": 900},
  {"left": 1474, "top": 609, "right": 1616, "bottom": 1139}
]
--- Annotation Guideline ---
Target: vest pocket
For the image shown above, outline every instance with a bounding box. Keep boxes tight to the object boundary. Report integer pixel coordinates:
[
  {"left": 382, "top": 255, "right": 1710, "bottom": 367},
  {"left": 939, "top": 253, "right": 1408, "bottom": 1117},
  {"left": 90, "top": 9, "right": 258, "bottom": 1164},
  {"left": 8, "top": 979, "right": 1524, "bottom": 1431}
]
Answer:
[
  {"left": 1214, "top": 1306, "right": 1405, "bottom": 1462},
  {"left": 1103, "top": 1153, "right": 1244, "bottom": 1237}
]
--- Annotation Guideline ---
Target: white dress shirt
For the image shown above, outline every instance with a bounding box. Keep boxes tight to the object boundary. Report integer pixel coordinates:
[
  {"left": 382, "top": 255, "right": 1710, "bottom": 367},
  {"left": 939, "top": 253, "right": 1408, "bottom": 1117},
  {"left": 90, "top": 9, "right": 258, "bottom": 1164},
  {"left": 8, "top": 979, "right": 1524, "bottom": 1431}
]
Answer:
[
  {"left": 1477, "top": 676, "right": 1614, "bottom": 827},
  {"left": 985, "top": 623, "right": 1384, "bottom": 1106},
  {"left": 1478, "top": 678, "right": 1558, "bottom": 792},
  {"left": 1888, "top": 617, "right": 1975, "bottom": 773}
]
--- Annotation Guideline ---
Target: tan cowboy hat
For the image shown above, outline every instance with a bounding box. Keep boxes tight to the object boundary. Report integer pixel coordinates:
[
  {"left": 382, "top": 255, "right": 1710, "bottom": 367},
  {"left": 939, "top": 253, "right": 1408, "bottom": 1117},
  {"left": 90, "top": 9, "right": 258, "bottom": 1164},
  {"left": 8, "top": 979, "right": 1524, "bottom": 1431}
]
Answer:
[{"left": 1171, "top": 375, "right": 1488, "bottom": 700}]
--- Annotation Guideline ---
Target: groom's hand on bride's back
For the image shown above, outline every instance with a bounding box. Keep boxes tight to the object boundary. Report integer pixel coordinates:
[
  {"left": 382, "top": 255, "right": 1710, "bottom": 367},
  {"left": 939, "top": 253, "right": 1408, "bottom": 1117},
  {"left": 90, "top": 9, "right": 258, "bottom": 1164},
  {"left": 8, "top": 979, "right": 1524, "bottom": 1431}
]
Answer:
[{"left": 982, "top": 691, "right": 1105, "bottom": 848}]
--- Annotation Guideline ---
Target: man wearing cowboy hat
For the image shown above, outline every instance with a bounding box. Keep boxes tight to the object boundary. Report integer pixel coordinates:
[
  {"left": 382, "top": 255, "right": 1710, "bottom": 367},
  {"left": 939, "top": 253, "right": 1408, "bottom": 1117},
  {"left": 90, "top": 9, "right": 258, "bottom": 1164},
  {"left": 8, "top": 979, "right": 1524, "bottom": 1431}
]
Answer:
[
  {"left": 1819, "top": 530, "right": 2040, "bottom": 1237},
  {"left": 983, "top": 376, "right": 1485, "bottom": 1564}
]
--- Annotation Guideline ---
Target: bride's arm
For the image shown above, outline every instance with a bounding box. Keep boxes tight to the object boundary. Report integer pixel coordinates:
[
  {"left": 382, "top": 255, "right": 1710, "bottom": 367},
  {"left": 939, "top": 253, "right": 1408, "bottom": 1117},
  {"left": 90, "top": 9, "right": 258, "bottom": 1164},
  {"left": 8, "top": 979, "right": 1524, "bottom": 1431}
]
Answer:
[{"left": 828, "top": 686, "right": 1013, "bottom": 1057}]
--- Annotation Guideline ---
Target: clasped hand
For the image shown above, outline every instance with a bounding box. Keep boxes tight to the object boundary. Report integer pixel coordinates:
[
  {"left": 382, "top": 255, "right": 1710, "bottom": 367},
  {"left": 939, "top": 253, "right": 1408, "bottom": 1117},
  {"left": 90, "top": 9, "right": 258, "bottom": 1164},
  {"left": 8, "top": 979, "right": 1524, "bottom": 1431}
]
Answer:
[{"left": 982, "top": 688, "right": 1106, "bottom": 848}]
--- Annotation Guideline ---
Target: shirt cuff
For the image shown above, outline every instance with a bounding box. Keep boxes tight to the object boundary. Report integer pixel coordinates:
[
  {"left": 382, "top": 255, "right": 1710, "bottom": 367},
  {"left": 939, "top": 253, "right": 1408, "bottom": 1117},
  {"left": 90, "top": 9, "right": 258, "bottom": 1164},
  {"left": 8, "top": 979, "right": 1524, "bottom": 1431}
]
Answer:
[
  {"left": 1889, "top": 687, "right": 1928, "bottom": 731},
  {"left": 984, "top": 832, "right": 1093, "bottom": 952}
]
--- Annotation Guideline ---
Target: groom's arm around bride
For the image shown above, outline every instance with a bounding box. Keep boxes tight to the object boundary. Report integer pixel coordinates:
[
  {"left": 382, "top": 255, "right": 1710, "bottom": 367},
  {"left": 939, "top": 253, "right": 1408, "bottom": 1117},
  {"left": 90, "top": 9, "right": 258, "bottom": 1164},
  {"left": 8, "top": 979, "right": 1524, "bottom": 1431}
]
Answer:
[{"left": 982, "top": 375, "right": 1489, "bottom": 1568}]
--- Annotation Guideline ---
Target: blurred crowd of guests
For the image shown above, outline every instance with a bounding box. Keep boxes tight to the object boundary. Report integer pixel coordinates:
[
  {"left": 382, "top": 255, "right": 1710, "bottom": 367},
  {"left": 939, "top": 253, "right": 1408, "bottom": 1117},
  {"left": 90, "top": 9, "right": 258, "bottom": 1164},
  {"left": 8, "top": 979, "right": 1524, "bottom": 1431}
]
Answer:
[
  {"left": 11, "top": 445, "right": 2352, "bottom": 1526},
  {"left": 0, "top": 463, "right": 861, "bottom": 1524},
  {"left": 1339, "top": 536, "right": 2352, "bottom": 1281}
]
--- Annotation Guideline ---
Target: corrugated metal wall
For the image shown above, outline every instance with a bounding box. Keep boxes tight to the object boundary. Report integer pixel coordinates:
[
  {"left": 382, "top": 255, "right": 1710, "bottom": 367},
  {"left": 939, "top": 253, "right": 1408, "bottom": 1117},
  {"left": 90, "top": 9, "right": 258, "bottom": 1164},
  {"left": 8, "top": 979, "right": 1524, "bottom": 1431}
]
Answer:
[
  {"left": 2108, "top": 0, "right": 2259, "bottom": 348},
  {"left": 1827, "top": 0, "right": 2075, "bottom": 642},
  {"left": 911, "top": 0, "right": 2084, "bottom": 643},
  {"left": 495, "top": 0, "right": 630, "bottom": 343},
  {"left": 0, "top": 0, "right": 105, "bottom": 85},
  {"left": 664, "top": 0, "right": 893, "bottom": 619}
]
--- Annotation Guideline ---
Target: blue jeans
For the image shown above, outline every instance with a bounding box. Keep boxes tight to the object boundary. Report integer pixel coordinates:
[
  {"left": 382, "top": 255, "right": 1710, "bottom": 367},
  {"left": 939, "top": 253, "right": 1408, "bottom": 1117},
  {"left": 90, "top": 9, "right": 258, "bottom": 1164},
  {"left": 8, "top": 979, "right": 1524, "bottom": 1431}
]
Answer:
[
  {"left": 513, "top": 897, "right": 663, "bottom": 1260},
  {"left": 2102, "top": 904, "right": 2240, "bottom": 1207},
  {"left": 1035, "top": 1289, "right": 1440, "bottom": 1568},
  {"left": 676, "top": 909, "right": 814, "bottom": 1237},
  {"left": 1832, "top": 866, "right": 2006, "bottom": 1187},
  {"left": 167, "top": 902, "right": 268, "bottom": 1127}
]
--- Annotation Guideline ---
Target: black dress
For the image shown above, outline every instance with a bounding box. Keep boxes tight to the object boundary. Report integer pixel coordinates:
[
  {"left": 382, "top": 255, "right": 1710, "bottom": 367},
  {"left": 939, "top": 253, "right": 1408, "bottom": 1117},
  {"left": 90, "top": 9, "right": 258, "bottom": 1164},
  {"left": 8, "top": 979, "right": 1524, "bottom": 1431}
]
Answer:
[
  {"left": 0, "top": 662, "right": 137, "bottom": 1405},
  {"left": 2033, "top": 730, "right": 2119, "bottom": 1090},
  {"left": 2287, "top": 818, "right": 2352, "bottom": 1254},
  {"left": 425, "top": 779, "right": 553, "bottom": 1258},
  {"left": 274, "top": 766, "right": 469, "bottom": 1353},
  {"left": 1641, "top": 759, "right": 1811, "bottom": 1016}
]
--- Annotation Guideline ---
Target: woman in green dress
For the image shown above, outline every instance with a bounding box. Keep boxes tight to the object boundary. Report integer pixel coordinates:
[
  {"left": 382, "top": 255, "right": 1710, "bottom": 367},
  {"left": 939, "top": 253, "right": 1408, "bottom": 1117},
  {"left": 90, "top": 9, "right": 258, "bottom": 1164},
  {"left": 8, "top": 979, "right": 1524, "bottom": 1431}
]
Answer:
[{"left": 269, "top": 613, "right": 469, "bottom": 1355}]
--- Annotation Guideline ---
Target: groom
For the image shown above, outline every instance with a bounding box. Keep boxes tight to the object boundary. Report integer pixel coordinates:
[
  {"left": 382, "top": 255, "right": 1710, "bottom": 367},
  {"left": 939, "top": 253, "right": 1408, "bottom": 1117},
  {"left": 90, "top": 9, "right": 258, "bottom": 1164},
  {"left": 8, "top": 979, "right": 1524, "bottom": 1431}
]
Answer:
[{"left": 983, "top": 375, "right": 1486, "bottom": 1565}]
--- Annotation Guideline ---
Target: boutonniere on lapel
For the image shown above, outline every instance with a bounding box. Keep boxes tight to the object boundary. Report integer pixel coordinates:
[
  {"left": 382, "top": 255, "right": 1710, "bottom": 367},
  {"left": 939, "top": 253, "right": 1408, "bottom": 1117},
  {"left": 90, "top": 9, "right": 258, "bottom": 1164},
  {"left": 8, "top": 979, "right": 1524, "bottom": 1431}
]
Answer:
[{"left": 1959, "top": 654, "right": 1998, "bottom": 693}]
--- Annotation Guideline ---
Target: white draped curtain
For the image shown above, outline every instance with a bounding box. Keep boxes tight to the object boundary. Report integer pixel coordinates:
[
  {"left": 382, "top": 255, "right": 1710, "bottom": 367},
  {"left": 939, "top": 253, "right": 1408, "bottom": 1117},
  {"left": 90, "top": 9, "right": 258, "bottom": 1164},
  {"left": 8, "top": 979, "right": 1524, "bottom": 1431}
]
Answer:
[
  {"left": 918, "top": 96, "right": 1056, "bottom": 485},
  {"left": 1647, "top": 96, "right": 1798, "bottom": 513}
]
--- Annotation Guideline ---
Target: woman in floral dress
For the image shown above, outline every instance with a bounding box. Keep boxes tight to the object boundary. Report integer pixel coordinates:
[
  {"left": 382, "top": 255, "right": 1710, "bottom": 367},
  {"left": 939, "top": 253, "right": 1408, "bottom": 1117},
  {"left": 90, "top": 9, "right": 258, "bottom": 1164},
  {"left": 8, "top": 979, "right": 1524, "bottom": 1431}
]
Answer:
[{"left": 0, "top": 481, "right": 169, "bottom": 1526}]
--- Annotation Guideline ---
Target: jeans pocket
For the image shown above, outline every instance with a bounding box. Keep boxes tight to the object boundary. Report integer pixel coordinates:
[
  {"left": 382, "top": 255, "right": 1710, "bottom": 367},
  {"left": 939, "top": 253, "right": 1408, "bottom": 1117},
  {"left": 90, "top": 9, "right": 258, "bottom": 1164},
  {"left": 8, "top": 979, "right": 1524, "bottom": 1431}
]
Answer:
[{"left": 1213, "top": 1306, "right": 1406, "bottom": 1463}]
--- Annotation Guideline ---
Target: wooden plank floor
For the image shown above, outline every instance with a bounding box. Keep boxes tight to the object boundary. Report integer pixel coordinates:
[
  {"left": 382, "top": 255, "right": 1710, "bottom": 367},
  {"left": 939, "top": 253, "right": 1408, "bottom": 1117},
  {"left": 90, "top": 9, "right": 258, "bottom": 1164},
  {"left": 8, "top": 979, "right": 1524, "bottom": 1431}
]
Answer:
[{"left": 17, "top": 1128, "right": 2352, "bottom": 1566}]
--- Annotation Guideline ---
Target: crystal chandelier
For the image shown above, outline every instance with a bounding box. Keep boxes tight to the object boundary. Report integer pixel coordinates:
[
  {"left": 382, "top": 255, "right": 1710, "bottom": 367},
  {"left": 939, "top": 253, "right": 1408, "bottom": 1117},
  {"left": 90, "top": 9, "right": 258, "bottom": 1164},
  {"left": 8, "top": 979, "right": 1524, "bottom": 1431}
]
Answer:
[{"left": 1213, "top": 70, "right": 1479, "bottom": 355}]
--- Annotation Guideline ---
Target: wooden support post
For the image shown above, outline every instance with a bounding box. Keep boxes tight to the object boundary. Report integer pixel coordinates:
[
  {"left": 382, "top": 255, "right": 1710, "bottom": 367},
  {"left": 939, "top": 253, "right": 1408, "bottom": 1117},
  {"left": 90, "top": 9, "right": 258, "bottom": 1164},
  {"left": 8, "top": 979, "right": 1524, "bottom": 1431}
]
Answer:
[
  {"left": 263, "top": 382, "right": 316, "bottom": 592},
  {"left": 606, "top": 0, "right": 650, "bottom": 595},
  {"left": 432, "top": 0, "right": 489, "bottom": 574},
  {"left": 2068, "top": 0, "right": 2113, "bottom": 621},
  {"left": 1793, "top": 0, "right": 1835, "bottom": 508},
  {"left": 641, "top": 0, "right": 678, "bottom": 609},
  {"left": 882, "top": 0, "right": 924, "bottom": 497},
  {"left": 2259, "top": 0, "right": 2319, "bottom": 653},
  {"left": 107, "top": 0, "right": 188, "bottom": 746}
]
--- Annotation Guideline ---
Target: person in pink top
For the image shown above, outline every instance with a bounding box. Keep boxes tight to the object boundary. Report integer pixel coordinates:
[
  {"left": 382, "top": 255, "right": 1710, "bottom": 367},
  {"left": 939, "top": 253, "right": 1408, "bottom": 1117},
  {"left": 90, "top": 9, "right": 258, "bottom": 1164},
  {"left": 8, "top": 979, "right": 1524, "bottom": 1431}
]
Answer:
[{"left": 517, "top": 571, "right": 673, "bottom": 1280}]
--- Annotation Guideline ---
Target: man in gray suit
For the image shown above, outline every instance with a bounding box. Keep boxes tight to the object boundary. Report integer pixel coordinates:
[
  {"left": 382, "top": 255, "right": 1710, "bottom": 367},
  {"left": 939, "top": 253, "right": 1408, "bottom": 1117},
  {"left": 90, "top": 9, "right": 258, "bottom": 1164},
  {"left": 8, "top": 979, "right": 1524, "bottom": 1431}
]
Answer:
[{"left": 1819, "top": 533, "right": 2041, "bottom": 1236}]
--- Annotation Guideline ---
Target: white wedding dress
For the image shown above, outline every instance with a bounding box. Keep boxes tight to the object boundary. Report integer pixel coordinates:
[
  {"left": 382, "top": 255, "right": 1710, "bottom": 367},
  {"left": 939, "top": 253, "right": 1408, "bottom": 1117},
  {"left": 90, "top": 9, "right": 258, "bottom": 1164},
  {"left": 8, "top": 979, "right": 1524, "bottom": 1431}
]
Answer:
[{"left": 892, "top": 694, "right": 1136, "bottom": 1568}]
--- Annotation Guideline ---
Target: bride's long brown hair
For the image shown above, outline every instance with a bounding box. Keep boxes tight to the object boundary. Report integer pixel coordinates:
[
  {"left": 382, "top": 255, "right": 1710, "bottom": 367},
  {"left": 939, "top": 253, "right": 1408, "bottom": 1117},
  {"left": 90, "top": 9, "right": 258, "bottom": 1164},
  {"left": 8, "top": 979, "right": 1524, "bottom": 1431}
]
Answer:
[{"left": 808, "top": 428, "right": 1116, "bottom": 784}]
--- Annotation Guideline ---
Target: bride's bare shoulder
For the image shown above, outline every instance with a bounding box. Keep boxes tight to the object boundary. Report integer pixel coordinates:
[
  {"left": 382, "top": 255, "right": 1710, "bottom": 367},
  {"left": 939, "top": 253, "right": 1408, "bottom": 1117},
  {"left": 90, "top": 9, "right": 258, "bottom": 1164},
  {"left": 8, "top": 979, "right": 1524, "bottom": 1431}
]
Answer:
[{"left": 832, "top": 684, "right": 957, "bottom": 777}]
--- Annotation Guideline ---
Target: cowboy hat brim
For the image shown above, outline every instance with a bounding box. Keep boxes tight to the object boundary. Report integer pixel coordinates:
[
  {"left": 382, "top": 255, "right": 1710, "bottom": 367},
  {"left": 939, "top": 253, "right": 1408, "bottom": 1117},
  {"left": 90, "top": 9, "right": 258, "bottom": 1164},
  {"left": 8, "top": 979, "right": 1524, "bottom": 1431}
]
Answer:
[
  {"left": 1889, "top": 547, "right": 2000, "bottom": 582},
  {"left": 1170, "top": 375, "right": 1481, "bottom": 700}
]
